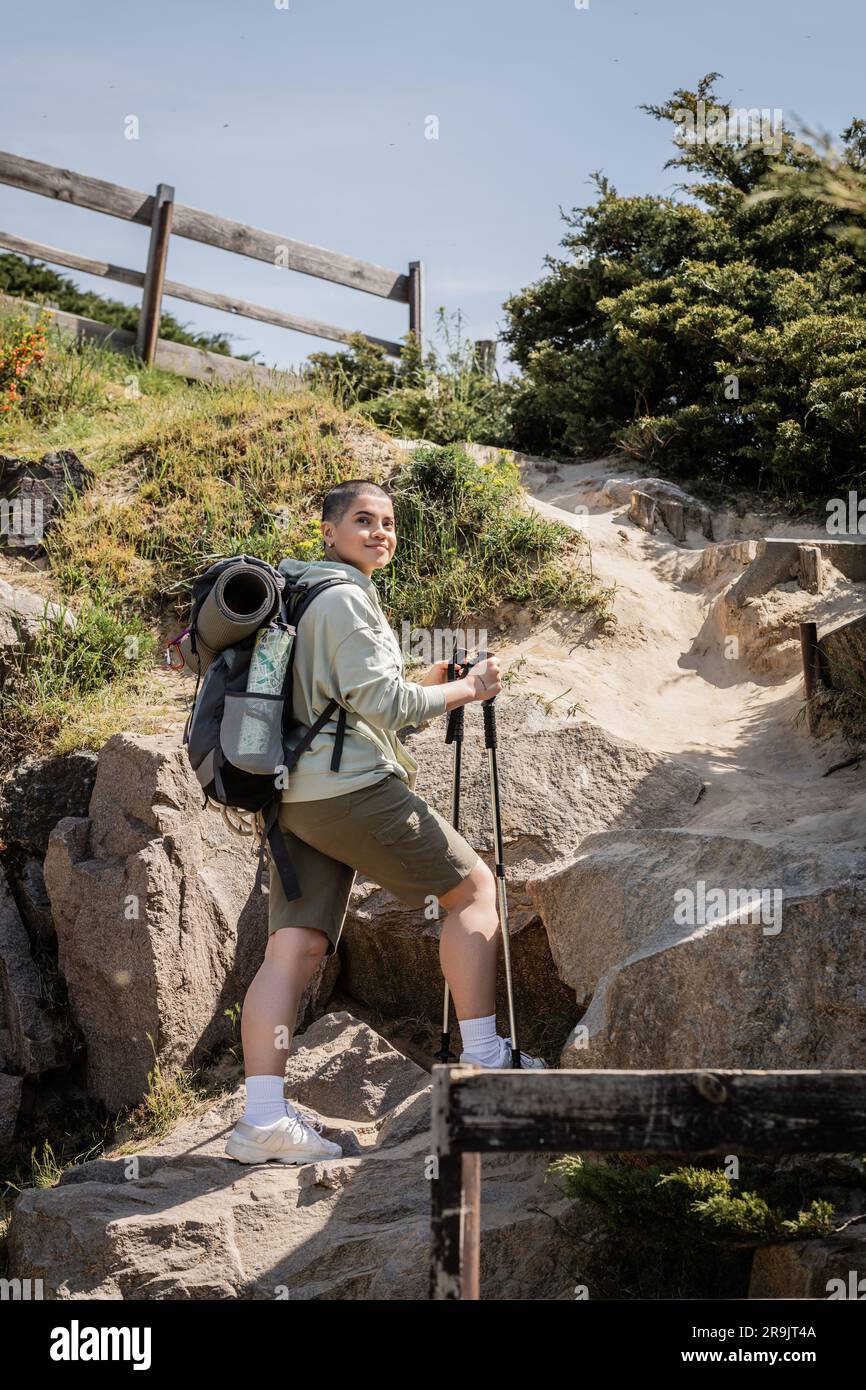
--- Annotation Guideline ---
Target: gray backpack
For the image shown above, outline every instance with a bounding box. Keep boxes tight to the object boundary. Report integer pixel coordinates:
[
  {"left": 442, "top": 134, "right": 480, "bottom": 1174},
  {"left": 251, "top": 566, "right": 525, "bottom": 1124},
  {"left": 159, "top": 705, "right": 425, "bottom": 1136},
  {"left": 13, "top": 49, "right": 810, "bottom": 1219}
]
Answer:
[{"left": 179, "top": 555, "right": 358, "bottom": 901}]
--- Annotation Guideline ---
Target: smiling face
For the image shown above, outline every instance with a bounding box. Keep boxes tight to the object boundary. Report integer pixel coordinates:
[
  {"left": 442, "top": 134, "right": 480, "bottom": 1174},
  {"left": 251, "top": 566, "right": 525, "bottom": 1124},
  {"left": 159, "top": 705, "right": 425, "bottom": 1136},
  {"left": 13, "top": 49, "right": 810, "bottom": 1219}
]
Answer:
[{"left": 321, "top": 492, "right": 397, "bottom": 577}]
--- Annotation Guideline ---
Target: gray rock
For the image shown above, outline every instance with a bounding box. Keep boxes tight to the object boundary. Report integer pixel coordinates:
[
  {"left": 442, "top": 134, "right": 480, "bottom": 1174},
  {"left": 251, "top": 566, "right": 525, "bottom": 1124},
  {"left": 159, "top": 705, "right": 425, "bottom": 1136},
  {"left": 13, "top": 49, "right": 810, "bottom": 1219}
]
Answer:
[
  {"left": 0, "top": 867, "right": 75, "bottom": 1079},
  {"left": 42, "top": 732, "right": 337, "bottom": 1111},
  {"left": 627, "top": 478, "right": 714, "bottom": 542},
  {"left": 0, "top": 576, "right": 76, "bottom": 670},
  {"left": 339, "top": 697, "right": 704, "bottom": 1040},
  {"left": 6, "top": 1012, "right": 591, "bottom": 1300},
  {"left": 0, "top": 449, "right": 93, "bottom": 555},
  {"left": 527, "top": 829, "right": 866, "bottom": 1069},
  {"left": 728, "top": 540, "right": 802, "bottom": 606},
  {"left": 0, "top": 750, "right": 97, "bottom": 856},
  {"left": 9, "top": 856, "right": 55, "bottom": 950}
]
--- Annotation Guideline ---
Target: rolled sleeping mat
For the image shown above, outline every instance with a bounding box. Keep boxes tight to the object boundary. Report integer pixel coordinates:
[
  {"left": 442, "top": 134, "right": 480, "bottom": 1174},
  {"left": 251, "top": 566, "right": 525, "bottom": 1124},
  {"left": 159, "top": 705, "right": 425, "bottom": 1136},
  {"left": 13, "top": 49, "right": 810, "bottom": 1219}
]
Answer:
[{"left": 184, "top": 560, "right": 281, "bottom": 676}]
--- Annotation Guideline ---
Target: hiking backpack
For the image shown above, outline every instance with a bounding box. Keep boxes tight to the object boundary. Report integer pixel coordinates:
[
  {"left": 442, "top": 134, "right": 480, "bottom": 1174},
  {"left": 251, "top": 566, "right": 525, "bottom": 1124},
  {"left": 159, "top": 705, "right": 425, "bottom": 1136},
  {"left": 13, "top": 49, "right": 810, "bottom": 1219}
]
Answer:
[{"left": 177, "top": 554, "right": 358, "bottom": 902}]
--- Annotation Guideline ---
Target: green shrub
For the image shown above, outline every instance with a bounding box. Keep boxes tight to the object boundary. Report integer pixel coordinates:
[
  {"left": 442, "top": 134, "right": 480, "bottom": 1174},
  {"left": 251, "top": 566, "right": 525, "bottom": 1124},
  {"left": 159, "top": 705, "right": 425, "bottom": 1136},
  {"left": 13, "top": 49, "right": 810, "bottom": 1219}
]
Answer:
[
  {"left": 548, "top": 1151, "right": 859, "bottom": 1300},
  {"left": 306, "top": 310, "right": 514, "bottom": 447},
  {"left": 502, "top": 74, "right": 866, "bottom": 506},
  {"left": 376, "top": 443, "right": 610, "bottom": 627},
  {"left": 0, "top": 593, "right": 156, "bottom": 767}
]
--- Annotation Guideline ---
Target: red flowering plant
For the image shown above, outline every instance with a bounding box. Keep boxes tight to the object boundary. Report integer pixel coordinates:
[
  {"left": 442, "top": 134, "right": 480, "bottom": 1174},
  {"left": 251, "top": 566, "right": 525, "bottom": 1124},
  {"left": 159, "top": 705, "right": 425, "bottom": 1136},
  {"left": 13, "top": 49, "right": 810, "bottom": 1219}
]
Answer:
[{"left": 0, "top": 312, "right": 49, "bottom": 413}]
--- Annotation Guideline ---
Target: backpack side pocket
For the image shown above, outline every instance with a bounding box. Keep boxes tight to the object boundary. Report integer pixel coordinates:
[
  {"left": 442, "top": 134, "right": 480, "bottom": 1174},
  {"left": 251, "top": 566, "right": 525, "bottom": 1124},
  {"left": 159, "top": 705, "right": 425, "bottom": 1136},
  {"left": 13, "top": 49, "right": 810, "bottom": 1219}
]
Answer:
[{"left": 220, "top": 691, "right": 287, "bottom": 775}]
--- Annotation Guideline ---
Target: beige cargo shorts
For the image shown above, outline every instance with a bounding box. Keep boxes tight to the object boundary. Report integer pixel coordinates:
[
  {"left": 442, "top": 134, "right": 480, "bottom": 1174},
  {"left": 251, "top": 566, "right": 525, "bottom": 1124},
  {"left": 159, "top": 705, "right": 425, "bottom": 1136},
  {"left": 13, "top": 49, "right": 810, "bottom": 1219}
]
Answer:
[{"left": 267, "top": 772, "right": 480, "bottom": 955}]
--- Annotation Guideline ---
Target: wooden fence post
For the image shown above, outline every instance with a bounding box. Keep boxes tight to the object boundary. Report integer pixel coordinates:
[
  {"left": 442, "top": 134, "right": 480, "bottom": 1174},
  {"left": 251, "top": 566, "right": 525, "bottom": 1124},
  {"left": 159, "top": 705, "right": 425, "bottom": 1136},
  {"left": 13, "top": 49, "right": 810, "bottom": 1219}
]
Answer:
[
  {"left": 136, "top": 182, "right": 175, "bottom": 365},
  {"left": 800, "top": 621, "right": 822, "bottom": 733},
  {"left": 408, "top": 259, "right": 424, "bottom": 346},
  {"left": 430, "top": 1064, "right": 481, "bottom": 1299},
  {"left": 461, "top": 1151, "right": 481, "bottom": 1298}
]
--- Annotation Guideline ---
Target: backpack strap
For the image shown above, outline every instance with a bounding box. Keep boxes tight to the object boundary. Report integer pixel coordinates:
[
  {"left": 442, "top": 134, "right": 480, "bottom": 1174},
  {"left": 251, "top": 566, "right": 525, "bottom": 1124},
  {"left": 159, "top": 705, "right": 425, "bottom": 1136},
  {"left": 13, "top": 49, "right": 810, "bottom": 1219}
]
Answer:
[
  {"left": 254, "top": 801, "right": 301, "bottom": 901},
  {"left": 257, "top": 698, "right": 343, "bottom": 903},
  {"left": 282, "top": 574, "right": 358, "bottom": 770},
  {"left": 284, "top": 698, "right": 340, "bottom": 769},
  {"left": 331, "top": 705, "right": 347, "bottom": 770}
]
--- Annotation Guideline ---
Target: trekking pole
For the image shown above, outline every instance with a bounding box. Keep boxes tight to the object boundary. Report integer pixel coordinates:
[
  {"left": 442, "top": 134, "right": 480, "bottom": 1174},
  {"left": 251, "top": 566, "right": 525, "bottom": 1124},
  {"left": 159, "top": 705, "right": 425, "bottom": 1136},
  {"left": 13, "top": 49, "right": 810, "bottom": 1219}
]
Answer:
[
  {"left": 433, "top": 650, "right": 521, "bottom": 1068},
  {"left": 481, "top": 676, "right": 522, "bottom": 1068},
  {"left": 434, "top": 646, "right": 466, "bottom": 1064}
]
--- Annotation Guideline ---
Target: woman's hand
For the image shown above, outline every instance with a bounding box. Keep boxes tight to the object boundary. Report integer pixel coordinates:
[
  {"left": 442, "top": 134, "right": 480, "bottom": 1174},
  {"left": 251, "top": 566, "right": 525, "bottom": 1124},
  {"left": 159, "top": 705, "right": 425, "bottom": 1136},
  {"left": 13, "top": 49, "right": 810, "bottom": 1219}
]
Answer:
[{"left": 416, "top": 659, "right": 452, "bottom": 687}]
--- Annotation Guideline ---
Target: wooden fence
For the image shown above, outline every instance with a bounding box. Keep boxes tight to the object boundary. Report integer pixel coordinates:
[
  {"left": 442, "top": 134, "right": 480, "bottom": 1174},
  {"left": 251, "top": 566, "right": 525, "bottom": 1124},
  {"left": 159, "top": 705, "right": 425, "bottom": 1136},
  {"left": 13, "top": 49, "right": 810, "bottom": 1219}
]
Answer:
[
  {"left": 430, "top": 1065, "right": 866, "bottom": 1299},
  {"left": 0, "top": 150, "right": 422, "bottom": 382}
]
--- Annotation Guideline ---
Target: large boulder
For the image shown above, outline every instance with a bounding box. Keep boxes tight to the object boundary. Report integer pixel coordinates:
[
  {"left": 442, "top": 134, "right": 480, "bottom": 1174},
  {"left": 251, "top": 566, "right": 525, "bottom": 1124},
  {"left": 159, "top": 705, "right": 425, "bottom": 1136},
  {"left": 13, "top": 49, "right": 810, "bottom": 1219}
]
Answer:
[
  {"left": 7, "top": 1012, "right": 591, "bottom": 1300},
  {"left": 339, "top": 697, "right": 704, "bottom": 1042},
  {"left": 0, "top": 576, "right": 77, "bottom": 673},
  {"left": 0, "top": 866, "right": 80, "bottom": 1154},
  {"left": 627, "top": 478, "right": 714, "bottom": 542},
  {"left": 528, "top": 829, "right": 866, "bottom": 1069},
  {"left": 42, "top": 732, "right": 338, "bottom": 1111},
  {"left": 0, "top": 867, "right": 75, "bottom": 1079},
  {"left": 0, "top": 750, "right": 98, "bottom": 856},
  {"left": 0, "top": 449, "right": 93, "bottom": 555}
]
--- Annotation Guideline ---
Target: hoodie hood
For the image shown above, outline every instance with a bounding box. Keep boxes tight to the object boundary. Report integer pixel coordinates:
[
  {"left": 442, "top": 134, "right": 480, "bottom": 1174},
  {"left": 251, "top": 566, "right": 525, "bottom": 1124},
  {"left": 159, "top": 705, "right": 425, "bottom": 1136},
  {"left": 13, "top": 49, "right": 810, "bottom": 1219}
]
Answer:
[{"left": 277, "top": 556, "right": 374, "bottom": 593}]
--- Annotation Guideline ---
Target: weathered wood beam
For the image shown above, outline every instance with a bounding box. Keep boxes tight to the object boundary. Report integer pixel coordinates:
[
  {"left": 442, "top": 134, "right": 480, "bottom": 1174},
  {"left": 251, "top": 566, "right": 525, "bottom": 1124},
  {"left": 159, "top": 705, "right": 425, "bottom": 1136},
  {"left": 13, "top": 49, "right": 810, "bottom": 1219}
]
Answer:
[
  {"left": 0, "top": 293, "right": 303, "bottom": 392},
  {"left": 0, "top": 230, "right": 403, "bottom": 355},
  {"left": 0, "top": 150, "right": 409, "bottom": 300},
  {"left": 436, "top": 1068, "right": 866, "bottom": 1156}
]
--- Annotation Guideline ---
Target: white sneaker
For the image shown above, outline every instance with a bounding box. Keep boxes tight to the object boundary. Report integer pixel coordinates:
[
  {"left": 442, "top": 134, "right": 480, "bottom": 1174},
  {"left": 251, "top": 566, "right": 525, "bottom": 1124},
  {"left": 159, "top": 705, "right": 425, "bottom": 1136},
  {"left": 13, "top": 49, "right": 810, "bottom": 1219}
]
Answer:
[
  {"left": 460, "top": 1034, "right": 548, "bottom": 1069},
  {"left": 225, "top": 1104, "right": 343, "bottom": 1165}
]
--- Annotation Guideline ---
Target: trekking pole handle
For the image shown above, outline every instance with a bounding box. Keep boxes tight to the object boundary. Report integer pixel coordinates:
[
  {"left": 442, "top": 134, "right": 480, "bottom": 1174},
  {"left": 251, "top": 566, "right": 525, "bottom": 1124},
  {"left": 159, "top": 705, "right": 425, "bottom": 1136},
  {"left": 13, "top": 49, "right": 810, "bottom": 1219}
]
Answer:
[
  {"left": 445, "top": 647, "right": 497, "bottom": 743},
  {"left": 475, "top": 650, "right": 500, "bottom": 750},
  {"left": 461, "top": 648, "right": 498, "bottom": 749},
  {"left": 482, "top": 693, "right": 497, "bottom": 749},
  {"left": 445, "top": 654, "right": 465, "bottom": 744}
]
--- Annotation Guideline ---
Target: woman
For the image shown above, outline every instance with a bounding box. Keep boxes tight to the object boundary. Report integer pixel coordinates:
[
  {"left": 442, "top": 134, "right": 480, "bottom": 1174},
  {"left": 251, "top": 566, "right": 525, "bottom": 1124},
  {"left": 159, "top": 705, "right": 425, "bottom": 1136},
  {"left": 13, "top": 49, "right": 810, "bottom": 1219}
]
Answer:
[{"left": 225, "top": 478, "right": 545, "bottom": 1167}]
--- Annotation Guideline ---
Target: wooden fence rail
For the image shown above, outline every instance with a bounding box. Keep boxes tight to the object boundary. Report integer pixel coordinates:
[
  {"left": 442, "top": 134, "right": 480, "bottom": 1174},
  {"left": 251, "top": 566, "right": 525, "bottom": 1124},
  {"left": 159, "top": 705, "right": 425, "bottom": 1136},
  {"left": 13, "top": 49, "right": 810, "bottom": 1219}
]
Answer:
[
  {"left": 0, "top": 149, "right": 421, "bottom": 371},
  {"left": 430, "top": 1065, "right": 866, "bottom": 1300}
]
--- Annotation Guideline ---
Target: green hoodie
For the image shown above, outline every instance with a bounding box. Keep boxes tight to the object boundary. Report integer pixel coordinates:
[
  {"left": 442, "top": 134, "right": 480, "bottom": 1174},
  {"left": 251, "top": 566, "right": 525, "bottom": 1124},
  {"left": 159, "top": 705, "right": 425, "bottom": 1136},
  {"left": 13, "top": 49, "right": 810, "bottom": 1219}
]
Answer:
[{"left": 276, "top": 557, "right": 448, "bottom": 801}]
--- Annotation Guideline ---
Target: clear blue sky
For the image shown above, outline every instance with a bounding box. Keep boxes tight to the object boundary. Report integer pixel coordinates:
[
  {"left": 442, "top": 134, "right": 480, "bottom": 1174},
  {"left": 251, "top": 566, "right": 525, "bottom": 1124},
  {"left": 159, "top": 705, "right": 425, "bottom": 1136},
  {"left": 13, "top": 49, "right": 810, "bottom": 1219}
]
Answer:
[{"left": 1, "top": 0, "right": 862, "bottom": 374}]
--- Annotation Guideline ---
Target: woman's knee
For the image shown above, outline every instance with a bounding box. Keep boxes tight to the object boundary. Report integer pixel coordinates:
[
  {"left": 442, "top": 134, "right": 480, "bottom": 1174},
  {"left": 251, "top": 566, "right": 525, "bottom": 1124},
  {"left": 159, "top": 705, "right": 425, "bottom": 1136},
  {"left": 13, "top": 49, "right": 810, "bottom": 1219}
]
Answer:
[
  {"left": 439, "top": 857, "right": 497, "bottom": 914},
  {"left": 265, "top": 926, "right": 329, "bottom": 971}
]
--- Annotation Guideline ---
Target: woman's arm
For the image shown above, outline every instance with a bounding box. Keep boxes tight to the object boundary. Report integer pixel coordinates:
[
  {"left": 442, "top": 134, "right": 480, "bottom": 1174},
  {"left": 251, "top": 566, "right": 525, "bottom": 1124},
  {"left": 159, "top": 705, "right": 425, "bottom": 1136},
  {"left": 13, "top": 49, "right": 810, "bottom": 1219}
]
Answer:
[
  {"left": 331, "top": 628, "right": 502, "bottom": 730},
  {"left": 414, "top": 657, "right": 503, "bottom": 710}
]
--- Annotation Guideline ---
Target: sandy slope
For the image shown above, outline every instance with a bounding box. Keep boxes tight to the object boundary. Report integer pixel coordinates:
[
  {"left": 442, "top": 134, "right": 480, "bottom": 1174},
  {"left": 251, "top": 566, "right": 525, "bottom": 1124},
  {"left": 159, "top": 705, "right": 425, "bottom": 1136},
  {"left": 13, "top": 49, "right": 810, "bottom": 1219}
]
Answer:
[
  {"left": 495, "top": 459, "right": 866, "bottom": 852},
  {"left": 86, "top": 443, "right": 863, "bottom": 852}
]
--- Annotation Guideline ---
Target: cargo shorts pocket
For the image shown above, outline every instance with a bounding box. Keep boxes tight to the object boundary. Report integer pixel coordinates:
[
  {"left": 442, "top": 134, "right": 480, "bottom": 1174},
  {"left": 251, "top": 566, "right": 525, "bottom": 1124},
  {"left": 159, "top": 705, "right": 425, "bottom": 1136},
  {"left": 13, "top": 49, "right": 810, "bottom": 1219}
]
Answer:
[{"left": 370, "top": 807, "right": 422, "bottom": 846}]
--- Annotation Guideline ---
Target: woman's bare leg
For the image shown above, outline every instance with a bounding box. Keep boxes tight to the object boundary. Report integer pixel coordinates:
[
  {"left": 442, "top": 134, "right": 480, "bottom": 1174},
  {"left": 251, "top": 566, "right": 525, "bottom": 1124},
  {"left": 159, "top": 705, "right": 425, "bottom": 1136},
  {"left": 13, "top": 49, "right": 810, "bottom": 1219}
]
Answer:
[
  {"left": 241, "top": 927, "right": 329, "bottom": 1077},
  {"left": 437, "top": 859, "right": 500, "bottom": 1019}
]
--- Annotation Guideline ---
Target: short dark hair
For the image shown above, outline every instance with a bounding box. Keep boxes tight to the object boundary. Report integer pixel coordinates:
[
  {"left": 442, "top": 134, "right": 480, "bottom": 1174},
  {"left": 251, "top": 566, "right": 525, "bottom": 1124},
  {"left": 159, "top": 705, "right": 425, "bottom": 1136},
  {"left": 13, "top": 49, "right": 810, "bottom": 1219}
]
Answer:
[{"left": 321, "top": 479, "right": 393, "bottom": 525}]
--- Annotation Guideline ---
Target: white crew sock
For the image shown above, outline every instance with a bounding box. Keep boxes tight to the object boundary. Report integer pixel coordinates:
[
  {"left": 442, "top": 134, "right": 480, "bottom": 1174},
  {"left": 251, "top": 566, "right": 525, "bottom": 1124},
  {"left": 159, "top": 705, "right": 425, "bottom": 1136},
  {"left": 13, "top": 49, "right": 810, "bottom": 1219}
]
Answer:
[
  {"left": 459, "top": 1013, "right": 502, "bottom": 1066},
  {"left": 242, "top": 1074, "right": 288, "bottom": 1128}
]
